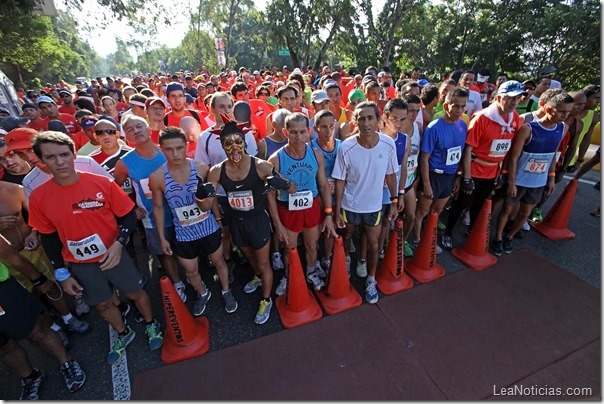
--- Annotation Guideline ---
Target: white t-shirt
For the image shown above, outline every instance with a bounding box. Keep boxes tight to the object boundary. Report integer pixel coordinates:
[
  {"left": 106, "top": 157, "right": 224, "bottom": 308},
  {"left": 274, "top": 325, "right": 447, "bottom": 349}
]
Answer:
[
  {"left": 466, "top": 90, "right": 483, "bottom": 118},
  {"left": 331, "top": 134, "right": 398, "bottom": 213},
  {"left": 23, "top": 155, "right": 113, "bottom": 200}
]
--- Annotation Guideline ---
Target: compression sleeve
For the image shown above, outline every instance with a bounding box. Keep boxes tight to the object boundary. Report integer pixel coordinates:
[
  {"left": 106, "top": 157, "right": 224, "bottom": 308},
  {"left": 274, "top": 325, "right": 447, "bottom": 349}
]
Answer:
[
  {"left": 115, "top": 208, "right": 137, "bottom": 244},
  {"left": 40, "top": 232, "right": 66, "bottom": 269}
]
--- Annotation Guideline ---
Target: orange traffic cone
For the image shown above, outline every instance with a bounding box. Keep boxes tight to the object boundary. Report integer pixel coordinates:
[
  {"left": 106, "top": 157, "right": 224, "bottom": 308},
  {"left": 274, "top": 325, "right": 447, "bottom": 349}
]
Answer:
[
  {"left": 406, "top": 210, "right": 446, "bottom": 283},
  {"left": 532, "top": 179, "right": 577, "bottom": 240},
  {"left": 276, "top": 247, "right": 323, "bottom": 328},
  {"left": 159, "top": 276, "right": 210, "bottom": 364},
  {"left": 375, "top": 219, "right": 414, "bottom": 294},
  {"left": 316, "top": 236, "right": 362, "bottom": 314},
  {"left": 451, "top": 198, "right": 497, "bottom": 271}
]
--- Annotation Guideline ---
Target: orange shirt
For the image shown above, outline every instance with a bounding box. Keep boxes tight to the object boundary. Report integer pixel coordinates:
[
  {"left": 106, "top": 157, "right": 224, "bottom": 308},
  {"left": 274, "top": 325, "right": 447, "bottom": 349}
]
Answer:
[
  {"left": 248, "top": 99, "right": 272, "bottom": 140},
  {"left": 29, "top": 172, "right": 135, "bottom": 264},
  {"left": 466, "top": 111, "right": 522, "bottom": 179}
]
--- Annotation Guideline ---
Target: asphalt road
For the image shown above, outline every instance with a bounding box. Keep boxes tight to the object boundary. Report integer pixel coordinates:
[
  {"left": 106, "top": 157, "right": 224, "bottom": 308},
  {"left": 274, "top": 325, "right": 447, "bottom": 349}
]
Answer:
[{"left": 1, "top": 170, "right": 600, "bottom": 400}]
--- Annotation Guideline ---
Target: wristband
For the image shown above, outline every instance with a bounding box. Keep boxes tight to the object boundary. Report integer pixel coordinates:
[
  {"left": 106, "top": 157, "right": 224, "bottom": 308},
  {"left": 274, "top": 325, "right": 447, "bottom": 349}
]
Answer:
[
  {"left": 398, "top": 190, "right": 405, "bottom": 195},
  {"left": 501, "top": 169, "right": 508, "bottom": 174},
  {"left": 31, "top": 274, "right": 48, "bottom": 287},
  {"left": 215, "top": 217, "right": 222, "bottom": 221},
  {"left": 456, "top": 171, "right": 463, "bottom": 176},
  {"left": 548, "top": 172, "right": 556, "bottom": 177},
  {"left": 54, "top": 267, "right": 71, "bottom": 282},
  {"left": 390, "top": 197, "right": 398, "bottom": 203},
  {"left": 324, "top": 208, "right": 333, "bottom": 214},
  {"left": 116, "top": 235, "right": 128, "bottom": 246}
]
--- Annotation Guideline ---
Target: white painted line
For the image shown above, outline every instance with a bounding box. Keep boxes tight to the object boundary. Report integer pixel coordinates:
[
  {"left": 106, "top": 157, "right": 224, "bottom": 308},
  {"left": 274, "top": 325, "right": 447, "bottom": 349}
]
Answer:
[
  {"left": 109, "top": 325, "right": 131, "bottom": 400},
  {"left": 563, "top": 175, "right": 598, "bottom": 186}
]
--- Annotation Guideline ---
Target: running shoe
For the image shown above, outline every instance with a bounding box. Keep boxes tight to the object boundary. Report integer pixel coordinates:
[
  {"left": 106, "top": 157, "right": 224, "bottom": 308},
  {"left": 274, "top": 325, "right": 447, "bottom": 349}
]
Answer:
[
  {"left": 404, "top": 241, "right": 414, "bottom": 257},
  {"left": 276, "top": 277, "right": 288, "bottom": 296},
  {"left": 378, "top": 249, "right": 385, "bottom": 260},
  {"left": 411, "top": 239, "right": 420, "bottom": 249},
  {"left": 192, "top": 290, "right": 211, "bottom": 316},
  {"left": 356, "top": 259, "right": 368, "bottom": 278},
  {"left": 74, "top": 295, "right": 90, "bottom": 316},
  {"left": 436, "top": 244, "right": 443, "bottom": 255},
  {"left": 244, "top": 275, "right": 262, "bottom": 294},
  {"left": 174, "top": 281, "right": 187, "bottom": 303},
  {"left": 145, "top": 319, "right": 163, "bottom": 351},
  {"left": 529, "top": 207, "right": 543, "bottom": 222},
  {"left": 350, "top": 242, "right": 356, "bottom": 254},
  {"left": 437, "top": 220, "right": 446, "bottom": 231},
  {"left": 55, "top": 326, "right": 71, "bottom": 350},
  {"left": 461, "top": 210, "right": 470, "bottom": 226},
  {"left": 65, "top": 317, "right": 92, "bottom": 335},
  {"left": 306, "top": 271, "right": 324, "bottom": 291},
  {"left": 60, "top": 359, "right": 86, "bottom": 393},
  {"left": 365, "top": 279, "right": 379, "bottom": 304},
  {"left": 521, "top": 220, "right": 531, "bottom": 231},
  {"left": 107, "top": 327, "right": 135, "bottom": 365},
  {"left": 271, "top": 252, "right": 284, "bottom": 270},
  {"left": 255, "top": 298, "right": 273, "bottom": 325},
  {"left": 20, "top": 370, "right": 43, "bottom": 400},
  {"left": 441, "top": 234, "right": 453, "bottom": 250},
  {"left": 502, "top": 237, "right": 513, "bottom": 254},
  {"left": 222, "top": 290, "right": 238, "bottom": 313},
  {"left": 119, "top": 303, "right": 131, "bottom": 325},
  {"left": 321, "top": 258, "right": 331, "bottom": 272},
  {"left": 345, "top": 256, "right": 351, "bottom": 278},
  {"left": 490, "top": 239, "right": 503, "bottom": 256},
  {"left": 313, "top": 260, "right": 327, "bottom": 279}
]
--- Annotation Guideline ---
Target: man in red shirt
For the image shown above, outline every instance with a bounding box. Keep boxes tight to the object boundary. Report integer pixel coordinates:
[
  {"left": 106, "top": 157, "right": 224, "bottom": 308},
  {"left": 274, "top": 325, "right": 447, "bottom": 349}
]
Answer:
[
  {"left": 24, "top": 103, "right": 48, "bottom": 132},
  {"left": 163, "top": 83, "right": 205, "bottom": 129},
  {"left": 36, "top": 96, "right": 80, "bottom": 135},
  {"left": 57, "top": 90, "right": 77, "bottom": 115}
]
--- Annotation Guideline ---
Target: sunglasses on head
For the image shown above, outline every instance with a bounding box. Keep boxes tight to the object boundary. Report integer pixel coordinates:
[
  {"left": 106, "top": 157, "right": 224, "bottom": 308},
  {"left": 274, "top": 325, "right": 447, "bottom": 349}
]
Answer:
[{"left": 95, "top": 129, "right": 117, "bottom": 136}]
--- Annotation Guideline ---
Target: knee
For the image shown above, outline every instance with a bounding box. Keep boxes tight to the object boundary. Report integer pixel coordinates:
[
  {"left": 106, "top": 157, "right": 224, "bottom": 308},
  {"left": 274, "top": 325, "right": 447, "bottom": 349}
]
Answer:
[
  {"left": 28, "top": 316, "right": 49, "bottom": 343},
  {"left": 95, "top": 298, "right": 115, "bottom": 312},
  {"left": 0, "top": 338, "right": 18, "bottom": 357}
]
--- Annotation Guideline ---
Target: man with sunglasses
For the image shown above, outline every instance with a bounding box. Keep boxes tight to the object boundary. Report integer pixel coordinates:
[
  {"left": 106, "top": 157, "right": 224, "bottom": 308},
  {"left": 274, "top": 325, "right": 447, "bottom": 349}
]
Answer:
[
  {"left": 516, "top": 80, "right": 537, "bottom": 114},
  {"left": 57, "top": 90, "right": 76, "bottom": 115}
]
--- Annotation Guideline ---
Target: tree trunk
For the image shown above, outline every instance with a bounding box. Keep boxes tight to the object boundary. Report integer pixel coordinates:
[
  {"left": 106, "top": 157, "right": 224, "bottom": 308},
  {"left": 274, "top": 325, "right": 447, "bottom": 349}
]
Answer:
[{"left": 17, "top": 65, "right": 24, "bottom": 89}]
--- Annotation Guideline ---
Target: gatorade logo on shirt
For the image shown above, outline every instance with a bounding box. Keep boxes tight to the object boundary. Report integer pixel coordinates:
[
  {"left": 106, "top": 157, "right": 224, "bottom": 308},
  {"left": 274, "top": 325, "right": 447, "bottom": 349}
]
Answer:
[{"left": 71, "top": 198, "right": 105, "bottom": 213}]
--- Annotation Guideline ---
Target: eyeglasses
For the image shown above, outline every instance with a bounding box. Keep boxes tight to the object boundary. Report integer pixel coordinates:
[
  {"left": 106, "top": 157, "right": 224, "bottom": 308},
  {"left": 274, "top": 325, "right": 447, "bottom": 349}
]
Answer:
[
  {"left": 95, "top": 129, "right": 117, "bottom": 136},
  {"left": 524, "top": 87, "right": 536, "bottom": 91}
]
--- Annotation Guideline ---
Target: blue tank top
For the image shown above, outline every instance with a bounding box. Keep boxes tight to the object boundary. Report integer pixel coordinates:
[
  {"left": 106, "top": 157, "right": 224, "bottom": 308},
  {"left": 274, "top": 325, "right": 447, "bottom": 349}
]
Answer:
[
  {"left": 515, "top": 121, "right": 565, "bottom": 188},
  {"left": 310, "top": 138, "right": 340, "bottom": 178},
  {"left": 277, "top": 144, "right": 319, "bottom": 202},
  {"left": 121, "top": 149, "right": 171, "bottom": 228},
  {"left": 264, "top": 137, "right": 288, "bottom": 160},
  {"left": 163, "top": 161, "right": 218, "bottom": 242},
  {"left": 381, "top": 132, "right": 407, "bottom": 204}
]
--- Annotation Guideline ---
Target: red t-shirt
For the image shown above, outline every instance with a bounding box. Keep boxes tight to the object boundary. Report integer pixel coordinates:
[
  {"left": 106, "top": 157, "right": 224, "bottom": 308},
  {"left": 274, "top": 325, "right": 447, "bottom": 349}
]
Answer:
[
  {"left": 248, "top": 99, "right": 272, "bottom": 140},
  {"left": 28, "top": 118, "right": 49, "bottom": 131},
  {"left": 466, "top": 110, "right": 522, "bottom": 179},
  {"left": 29, "top": 172, "right": 135, "bottom": 264},
  {"left": 58, "top": 104, "right": 77, "bottom": 115},
  {"left": 165, "top": 109, "right": 209, "bottom": 131},
  {"left": 71, "top": 130, "right": 89, "bottom": 151}
]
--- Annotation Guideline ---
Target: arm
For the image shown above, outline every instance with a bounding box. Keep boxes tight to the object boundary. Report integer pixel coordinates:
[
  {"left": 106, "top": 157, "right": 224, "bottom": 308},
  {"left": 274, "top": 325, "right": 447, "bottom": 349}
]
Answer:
[
  {"left": 459, "top": 144, "right": 474, "bottom": 195},
  {"left": 149, "top": 169, "right": 171, "bottom": 256},
  {"left": 576, "top": 117, "right": 598, "bottom": 165},
  {"left": 265, "top": 155, "right": 290, "bottom": 244},
  {"left": 40, "top": 232, "right": 83, "bottom": 296},
  {"left": 561, "top": 119, "right": 583, "bottom": 173},
  {"left": 419, "top": 151, "right": 433, "bottom": 199},
  {"left": 314, "top": 151, "right": 337, "bottom": 237},
  {"left": 397, "top": 135, "right": 411, "bottom": 212},
  {"left": 385, "top": 173, "right": 398, "bottom": 221},
  {"left": 257, "top": 138, "right": 267, "bottom": 161},
  {"left": 506, "top": 125, "right": 531, "bottom": 197},
  {"left": 112, "top": 160, "right": 128, "bottom": 187},
  {"left": 194, "top": 162, "right": 214, "bottom": 212}
]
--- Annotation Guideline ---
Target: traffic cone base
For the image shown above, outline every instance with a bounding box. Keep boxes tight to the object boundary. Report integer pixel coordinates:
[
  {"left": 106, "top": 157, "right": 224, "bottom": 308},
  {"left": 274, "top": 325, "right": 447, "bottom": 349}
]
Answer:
[
  {"left": 405, "top": 210, "right": 446, "bottom": 283},
  {"left": 316, "top": 284, "right": 362, "bottom": 315},
  {"left": 451, "top": 198, "right": 498, "bottom": 271},
  {"left": 376, "top": 219, "right": 414, "bottom": 295},
  {"left": 276, "top": 293, "right": 323, "bottom": 328},
  {"left": 159, "top": 276, "right": 210, "bottom": 364},
  {"left": 275, "top": 247, "right": 324, "bottom": 328},
  {"left": 531, "top": 179, "right": 577, "bottom": 240}
]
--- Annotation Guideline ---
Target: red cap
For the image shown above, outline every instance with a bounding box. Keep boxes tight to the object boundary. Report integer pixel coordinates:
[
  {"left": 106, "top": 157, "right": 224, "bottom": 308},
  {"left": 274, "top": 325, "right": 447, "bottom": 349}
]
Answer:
[{"left": 4, "top": 128, "right": 38, "bottom": 154}]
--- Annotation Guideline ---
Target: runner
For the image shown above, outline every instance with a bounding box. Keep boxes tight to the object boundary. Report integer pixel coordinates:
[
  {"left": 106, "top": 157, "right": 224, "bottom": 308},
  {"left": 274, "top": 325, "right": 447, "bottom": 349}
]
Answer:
[
  {"left": 28, "top": 131, "right": 163, "bottom": 365},
  {"left": 149, "top": 127, "right": 237, "bottom": 315}
]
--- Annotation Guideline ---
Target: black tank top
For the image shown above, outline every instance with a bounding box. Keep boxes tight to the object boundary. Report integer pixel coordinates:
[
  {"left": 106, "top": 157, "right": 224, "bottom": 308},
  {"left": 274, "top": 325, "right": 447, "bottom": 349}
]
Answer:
[{"left": 219, "top": 156, "right": 267, "bottom": 218}]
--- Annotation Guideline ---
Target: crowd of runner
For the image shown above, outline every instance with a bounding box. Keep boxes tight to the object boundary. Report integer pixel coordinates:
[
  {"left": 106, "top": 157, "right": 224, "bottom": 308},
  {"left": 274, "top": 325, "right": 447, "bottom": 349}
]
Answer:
[{"left": 0, "top": 63, "right": 600, "bottom": 399}]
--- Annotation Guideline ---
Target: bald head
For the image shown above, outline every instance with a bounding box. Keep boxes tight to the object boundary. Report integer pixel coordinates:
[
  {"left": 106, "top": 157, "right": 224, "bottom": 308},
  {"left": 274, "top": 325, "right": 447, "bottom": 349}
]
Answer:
[
  {"left": 570, "top": 91, "right": 586, "bottom": 103},
  {"left": 179, "top": 116, "right": 201, "bottom": 141}
]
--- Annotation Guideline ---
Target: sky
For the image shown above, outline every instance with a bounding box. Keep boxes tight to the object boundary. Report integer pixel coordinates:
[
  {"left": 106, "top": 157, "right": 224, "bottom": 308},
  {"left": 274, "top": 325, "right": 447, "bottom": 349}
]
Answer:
[{"left": 59, "top": 0, "right": 386, "bottom": 57}]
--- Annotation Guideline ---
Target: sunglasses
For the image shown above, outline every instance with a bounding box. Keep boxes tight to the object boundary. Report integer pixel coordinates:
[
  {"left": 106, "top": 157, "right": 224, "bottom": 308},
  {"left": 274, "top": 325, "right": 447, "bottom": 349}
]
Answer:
[
  {"left": 95, "top": 129, "right": 117, "bottom": 136},
  {"left": 524, "top": 87, "right": 536, "bottom": 91}
]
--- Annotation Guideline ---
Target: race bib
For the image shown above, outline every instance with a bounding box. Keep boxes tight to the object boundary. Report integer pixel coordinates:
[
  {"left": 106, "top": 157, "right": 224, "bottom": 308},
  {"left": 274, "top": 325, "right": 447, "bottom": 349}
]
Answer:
[
  {"left": 524, "top": 158, "right": 549, "bottom": 174},
  {"left": 327, "top": 178, "right": 335, "bottom": 194},
  {"left": 228, "top": 190, "right": 255, "bottom": 211},
  {"left": 139, "top": 178, "right": 152, "bottom": 199},
  {"left": 489, "top": 139, "right": 512, "bottom": 157},
  {"left": 122, "top": 177, "right": 133, "bottom": 194},
  {"left": 446, "top": 146, "right": 462, "bottom": 165},
  {"left": 67, "top": 233, "right": 107, "bottom": 261},
  {"left": 555, "top": 152, "right": 562, "bottom": 163},
  {"left": 288, "top": 190, "right": 313, "bottom": 211},
  {"left": 407, "top": 154, "right": 418, "bottom": 173},
  {"left": 175, "top": 204, "right": 208, "bottom": 226}
]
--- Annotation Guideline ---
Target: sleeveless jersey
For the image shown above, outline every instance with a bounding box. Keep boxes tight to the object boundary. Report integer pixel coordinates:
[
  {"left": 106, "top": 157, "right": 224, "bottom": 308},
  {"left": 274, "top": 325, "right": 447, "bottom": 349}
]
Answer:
[
  {"left": 121, "top": 149, "right": 170, "bottom": 228},
  {"left": 219, "top": 157, "right": 268, "bottom": 218},
  {"left": 163, "top": 160, "right": 218, "bottom": 242},
  {"left": 405, "top": 122, "right": 421, "bottom": 189},
  {"left": 277, "top": 144, "right": 319, "bottom": 202},
  {"left": 515, "top": 121, "right": 565, "bottom": 188},
  {"left": 311, "top": 138, "right": 341, "bottom": 197},
  {"left": 381, "top": 131, "right": 406, "bottom": 203},
  {"left": 264, "top": 137, "right": 288, "bottom": 160}
]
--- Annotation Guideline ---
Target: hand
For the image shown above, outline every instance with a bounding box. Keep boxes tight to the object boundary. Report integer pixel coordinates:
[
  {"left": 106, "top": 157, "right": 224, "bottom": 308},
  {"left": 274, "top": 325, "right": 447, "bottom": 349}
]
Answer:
[
  {"left": 507, "top": 183, "right": 517, "bottom": 198},
  {"left": 452, "top": 178, "right": 461, "bottom": 194},
  {"left": 276, "top": 223, "right": 289, "bottom": 245},
  {"left": 23, "top": 232, "right": 40, "bottom": 251},
  {"left": 160, "top": 238, "right": 173, "bottom": 256},
  {"left": 388, "top": 203, "right": 398, "bottom": 221},
  {"left": 422, "top": 184, "right": 434, "bottom": 200},
  {"left": 134, "top": 207, "right": 147, "bottom": 220},
  {"left": 545, "top": 178, "right": 555, "bottom": 196},
  {"left": 99, "top": 241, "right": 123, "bottom": 271},
  {"left": 567, "top": 163, "right": 579, "bottom": 173},
  {"left": 461, "top": 178, "right": 474, "bottom": 195},
  {"left": 0, "top": 214, "right": 19, "bottom": 231},
  {"left": 335, "top": 211, "right": 346, "bottom": 229},
  {"left": 322, "top": 216, "right": 338, "bottom": 238},
  {"left": 397, "top": 197, "right": 405, "bottom": 212},
  {"left": 196, "top": 180, "right": 216, "bottom": 199},
  {"left": 61, "top": 277, "right": 84, "bottom": 296}
]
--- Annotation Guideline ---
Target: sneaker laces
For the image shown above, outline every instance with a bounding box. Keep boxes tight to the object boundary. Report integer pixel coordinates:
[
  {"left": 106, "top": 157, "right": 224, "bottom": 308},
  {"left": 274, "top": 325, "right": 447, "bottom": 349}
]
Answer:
[
  {"left": 257, "top": 299, "right": 270, "bottom": 314},
  {"left": 145, "top": 321, "right": 159, "bottom": 337},
  {"left": 366, "top": 281, "right": 377, "bottom": 295}
]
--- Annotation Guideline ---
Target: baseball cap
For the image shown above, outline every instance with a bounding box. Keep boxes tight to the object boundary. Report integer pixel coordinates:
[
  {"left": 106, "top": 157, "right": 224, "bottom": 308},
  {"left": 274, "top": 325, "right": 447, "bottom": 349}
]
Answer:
[
  {"left": 219, "top": 72, "right": 227, "bottom": 77},
  {"left": 348, "top": 89, "right": 367, "bottom": 103},
  {"left": 0, "top": 116, "right": 29, "bottom": 132},
  {"left": 58, "top": 89, "right": 71, "bottom": 97},
  {"left": 36, "top": 95, "right": 56, "bottom": 105},
  {"left": 252, "top": 70, "right": 260, "bottom": 75},
  {"left": 81, "top": 116, "right": 99, "bottom": 130},
  {"left": 4, "top": 128, "right": 38, "bottom": 153},
  {"left": 292, "top": 68, "right": 302, "bottom": 75},
  {"left": 165, "top": 82, "right": 184, "bottom": 97},
  {"left": 22, "top": 103, "right": 38, "bottom": 111},
  {"left": 377, "top": 72, "right": 385, "bottom": 78},
  {"left": 311, "top": 90, "right": 330, "bottom": 104},
  {"left": 522, "top": 80, "right": 537, "bottom": 90},
  {"left": 418, "top": 79, "right": 430, "bottom": 87},
  {"left": 497, "top": 80, "right": 527, "bottom": 97},
  {"left": 185, "top": 94, "right": 194, "bottom": 104},
  {"left": 48, "top": 120, "right": 69, "bottom": 135},
  {"left": 145, "top": 97, "right": 166, "bottom": 108},
  {"left": 324, "top": 79, "right": 336, "bottom": 86},
  {"left": 283, "top": 65, "right": 288, "bottom": 70}
]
